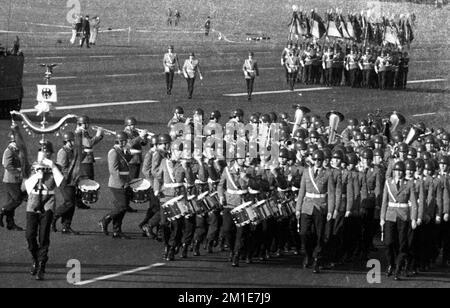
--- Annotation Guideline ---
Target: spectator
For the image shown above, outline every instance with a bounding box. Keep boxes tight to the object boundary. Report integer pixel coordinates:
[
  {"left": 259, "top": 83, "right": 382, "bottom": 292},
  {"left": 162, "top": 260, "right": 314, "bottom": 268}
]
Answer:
[
  {"left": 167, "top": 8, "right": 173, "bottom": 26},
  {"left": 204, "top": 16, "right": 211, "bottom": 36},
  {"left": 175, "top": 10, "right": 181, "bottom": 26}
]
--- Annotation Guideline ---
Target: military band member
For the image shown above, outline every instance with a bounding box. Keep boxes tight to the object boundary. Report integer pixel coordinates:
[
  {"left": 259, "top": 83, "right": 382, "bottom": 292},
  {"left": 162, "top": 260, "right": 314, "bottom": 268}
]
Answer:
[
  {"left": 182, "top": 52, "right": 203, "bottom": 99},
  {"left": 24, "top": 141, "right": 64, "bottom": 281},
  {"left": 98, "top": 132, "right": 133, "bottom": 239},
  {"left": 280, "top": 41, "right": 294, "bottom": 84},
  {"left": 375, "top": 50, "right": 388, "bottom": 90},
  {"left": 380, "top": 161, "right": 418, "bottom": 280},
  {"left": 296, "top": 150, "right": 336, "bottom": 273},
  {"left": 331, "top": 46, "right": 344, "bottom": 86},
  {"left": 0, "top": 129, "right": 25, "bottom": 231},
  {"left": 243, "top": 52, "right": 259, "bottom": 100},
  {"left": 285, "top": 51, "right": 300, "bottom": 91},
  {"left": 75, "top": 115, "right": 104, "bottom": 209},
  {"left": 163, "top": 45, "right": 182, "bottom": 95},
  {"left": 344, "top": 48, "right": 359, "bottom": 88},
  {"left": 123, "top": 116, "right": 148, "bottom": 180},
  {"left": 398, "top": 52, "right": 410, "bottom": 89},
  {"left": 322, "top": 47, "right": 334, "bottom": 86},
  {"left": 167, "top": 106, "right": 187, "bottom": 129},
  {"left": 52, "top": 132, "right": 82, "bottom": 235}
]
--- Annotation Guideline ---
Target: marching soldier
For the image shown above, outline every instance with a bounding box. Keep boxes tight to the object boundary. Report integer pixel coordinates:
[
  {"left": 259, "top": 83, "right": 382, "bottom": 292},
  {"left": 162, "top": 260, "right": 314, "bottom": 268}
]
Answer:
[
  {"left": 0, "top": 129, "right": 25, "bottom": 231},
  {"left": 331, "top": 45, "right": 344, "bottom": 86},
  {"left": 167, "top": 106, "right": 188, "bottom": 128},
  {"left": 123, "top": 116, "right": 148, "bottom": 180},
  {"left": 280, "top": 41, "right": 294, "bottom": 84},
  {"left": 296, "top": 150, "right": 336, "bottom": 273},
  {"left": 75, "top": 115, "right": 104, "bottom": 209},
  {"left": 182, "top": 52, "right": 203, "bottom": 99},
  {"left": 52, "top": 132, "right": 82, "bottom": 235},
  {"left": 344, "top": 48, "right": 359, "bottom": 88},
  {"left": 218, "top": 156, "right": 250, "bottom": 267},
  {"left": 301, "top": 44, "right": 314, "bottom": 85},
  {"left": 163, "top": 45, "right": 182, "bottom": 95},
  {"left": 322, "top": 46, "right": 334, "bottom": 86},
  {"left": 375, "top": 50, "right": 388, "bottom": 90},
  {"left": 242, "top": 51, "right": 259, "bottom": 100},
  {"left": 380, "top": 161, "right": 418, "bottom": 280},
  {"left": 398, "top": 51, "right": 410, "bottom": 89},
  {"left": 24, "top": 141, "right": 64, "bottom": 280},
  {"left": 285, "top": 50, "right": 300, "bottom": 91},
  {"left": 98, "top": 132, "right": 133, "bottom": 239},
  {"left": 359, "top": 48, "right": 375, "bottom": 88}
]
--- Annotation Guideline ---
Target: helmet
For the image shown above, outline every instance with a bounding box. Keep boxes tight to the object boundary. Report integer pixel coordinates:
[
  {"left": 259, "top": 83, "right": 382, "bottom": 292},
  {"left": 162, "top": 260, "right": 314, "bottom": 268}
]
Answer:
[
  {"left": 231, "top": 109, "right": 244, "bottom": 118},
  {"left": 425, "top": 135, "right": 434, "bottom": 144},
  {"left": 295, "top": 141, "right": 308, "bottom": 151},
  {"left": 279, "top": 148, "right": 289, "bottom": 159},
  {"left": 260, "top": 114, "right": 271, "bottom": 123},
  {"left": 150, "top": 134, "right": 158, "bottom": 145},
  {"left": 361, "top": 126, "right": 371, "bottom": 135},
  {"left": 249, "top": 113, "right": 259, "bottom": 124},
  {"left": 422, "top": 152, "right": 432, "bottom": 160},
  {"left": 402, "top": 127, "right": 410, "bottom": 138},
  {"left": 393, "top": 161, "right": 406, "bottom": 172},
  {"left": 354, "top": 132, "right": 365, "bottom": 141},
  {"left": 348, "top": 118, "right": 358, "bottom": 126},
  {"left": 124, "top": 116, "right": 137, "bottom": 126},
  {"left": 115, "top": 132, "right": 128, "bottom": 142},
  {"left": 63, "top": 132, "right": 75, "bottom": 142},
  {"left": 175, "top": 106, "right": 184, "bottom": 114},
  {"left": 361, "top": 148, "right": 374, "bottom": 160},
  {"left": 280, "top": 112, "right": 289, "bottom": 121},
  {"left": 194, "top": 108, "right": 204, "bottom": 117},
  {"left": 373, "top": 135, "right": 384, "bottom": 144},
  {"left": 365, "top": 140, "right": 375, "bottom": 149},
  {"left": 269, "top": 112, "right": 278, "bottom": 123},
  {"left": 40, "top": 140, "right": 54, "bottom": 153},
  {"left": 398, "top": 143, "right": 409, "bottom": 153},
  {"left": 424, "top": 160, "right": 435, "bottom": 171},
  {"left": 294, "top": 128, "right": 308, "bottom": 140},
  {"left": 307, "top": 144, "right": 318, "bottom": 155},
  {"left": 312, "top": 150, "right": 324, "bottom": 161},
  {"left": 438, "top": 156, "right": 449, "bottom": 165},
  {"left": 360, "top": 119, "right": 369, "bottom": 127},
  {"left": 442, "top": 133, "right": 450, "bottom": 141},
  {"left": 405, "top": 159, "right": 416, "bottom": 171},
  {"left": 415, "top": 158, "right": 425, "bottom": 170},
  {"left": 332, "top": 150, "right": 344, "bottom": 160},
  {"left": 345, "top": 145, "right": 354, "bottom": 154},
  {"left": 288, "top": 150, "right": 297, "bottom": 161},
  {"left": 373, "top": 148, "right": 384, "bottom": 158},
  {"left": 280, "top": 129, "right": 290, "bottom": 141},
  {"left": 415, "top": 122, "right": 426, "bottom": 134},
  {"left": 417, "top": 144, "right": 426, "bottom": 153},
  {"left": 309, "top": 130, "right": 320, "bottom": 139},
  {"left": 323, "top": 148, "right": 332, "bottom": 160},
  {"left": 407, "top": 147, "right": 417, "bottom": 158},
  {"left": 391, "top": 131, "right": 403, "bottom": 143},
  {"left": 347, "top": 153, "right": 358, "bottom": 165},
  {"left": 77, "top": 115, "right": 89, "bottom": 125},
  {"left": 157, "top": 134, "right": 172, "bottom": 144},
  {"left": 210, "top": 110, "right": 221, "bottom": 120},
  {"left": 310, "top": 114, "right": 320, "bottom": 123}
]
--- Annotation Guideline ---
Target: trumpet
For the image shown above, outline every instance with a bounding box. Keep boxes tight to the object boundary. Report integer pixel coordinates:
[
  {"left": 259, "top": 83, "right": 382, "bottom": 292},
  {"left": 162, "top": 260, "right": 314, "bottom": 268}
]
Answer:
[
  {"left": 91, "top": 125, "right": 116, "bottom": 136},
  {"left": 135, "top": 128, "right": 155, "bottom": 137}
]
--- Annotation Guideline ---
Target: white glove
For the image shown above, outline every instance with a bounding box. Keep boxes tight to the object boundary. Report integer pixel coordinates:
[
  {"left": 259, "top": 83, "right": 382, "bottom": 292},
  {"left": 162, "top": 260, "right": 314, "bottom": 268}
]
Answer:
[
  {"left": 345, "top": 211, "right": 351, "bottom": 218},
  {"left": 380, "top": 220, "right": 385, "bottom": 228},
  {"left": 327, "top": 212, "right": 332, "bottom": 221},
  {"left": 411, "top": 220, "right": 417, "bottom": 230},
  {"left": 444, "top": 213, "right": 449, "bottom": 222}
]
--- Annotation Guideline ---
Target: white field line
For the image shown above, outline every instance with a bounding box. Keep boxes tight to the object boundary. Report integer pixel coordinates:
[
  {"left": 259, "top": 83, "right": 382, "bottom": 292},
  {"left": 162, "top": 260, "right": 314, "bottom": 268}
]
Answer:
[
  {"left": 412, "top": 112, "right": 437, "bottom": 117},
  {"left": 21, "top": 100, "right": 159, "bottom": 113},
  {"left": 73, "top": 263, "right": 165, "bottom": 286},
  {"left": 408, "top": 78, "right": 447, "bottom": 84},
  {"left": 223, "top": 87, "right": 332, "bottom": 97}
]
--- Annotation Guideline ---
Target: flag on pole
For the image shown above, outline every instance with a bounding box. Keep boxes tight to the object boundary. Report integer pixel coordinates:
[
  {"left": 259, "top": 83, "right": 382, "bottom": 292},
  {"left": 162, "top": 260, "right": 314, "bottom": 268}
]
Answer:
[
  {"left": 310, "top": 11, "right": 326, "bottom": 39},
  {"left": 326, "top": 13, "right": 343, "bottom": 38}
]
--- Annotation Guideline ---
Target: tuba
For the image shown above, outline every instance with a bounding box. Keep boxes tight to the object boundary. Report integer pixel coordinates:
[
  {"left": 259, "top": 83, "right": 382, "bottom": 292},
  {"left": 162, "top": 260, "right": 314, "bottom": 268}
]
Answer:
[
  {"left": 326, "top": 110, "right": 344, "bottom": 144},
  {"left": 291, "top": 104, "right": 311, "bottom": 136},
  {"left": 389, "top": 111, "right": 406, "bottom": 134}
]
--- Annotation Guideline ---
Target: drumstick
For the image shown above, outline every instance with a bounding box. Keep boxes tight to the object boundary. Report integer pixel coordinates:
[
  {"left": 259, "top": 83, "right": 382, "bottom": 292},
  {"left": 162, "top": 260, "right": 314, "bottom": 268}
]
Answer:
[{"left": 297, "top": 218, "right": 300, "bottom": 234}]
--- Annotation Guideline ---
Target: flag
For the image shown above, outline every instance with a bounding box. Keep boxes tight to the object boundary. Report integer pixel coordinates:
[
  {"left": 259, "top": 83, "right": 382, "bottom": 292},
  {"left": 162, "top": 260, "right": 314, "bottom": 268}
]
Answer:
[
  {"left": 384, "top": 25, "right": 400, "bottom": 46},
  {"left": 339, "top": 15, "right": 352, "bottom": 39},
  {"left": 288, "top": 12, "right": 300, "bottom": 38},
  {"left": 297, "top": 12, "right": 311, "bottom": 37},
  {"left": 310, "top": 11, "right": 325, "bottom": 39},
  {"left": 405, "top": 18, "right": 414, "bottom": 44},
  {"left": 326, "top": 14, "right": 342, "bottom": 38}
]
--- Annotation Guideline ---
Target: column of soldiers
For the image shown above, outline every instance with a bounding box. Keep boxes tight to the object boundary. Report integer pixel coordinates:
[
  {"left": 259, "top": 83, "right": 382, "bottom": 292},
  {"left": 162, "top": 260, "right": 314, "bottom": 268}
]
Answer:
[
  {"left": 3, "top": 107, "right": 450, "bottom": 281},
  {"left": 280, "top": 41, "right": 410, "bottom": 90}
]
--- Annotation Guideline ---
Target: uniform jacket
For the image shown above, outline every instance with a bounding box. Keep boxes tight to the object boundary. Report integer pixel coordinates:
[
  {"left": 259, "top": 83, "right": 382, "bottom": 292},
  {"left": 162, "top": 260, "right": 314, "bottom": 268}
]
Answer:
[
  {"left": 151, "top": 149, "right": 168, "bottom": 190},
  {"left": 108, "top": 146, "right": 132, "bottom": 189},
  {"left": 285, "top": 55, "right": 300, "bottom": 73},
  {"left": 142, "top": 148, "right": 155, "bottom": 185},
  {"left": 421, "top": 175, "right": 438, "bottom": 222},
  {"left": 2, "top": 144, "right": 22, "bottom": 184},
  {"left": 163, "top": 52, "right": 181, "bottom": 72},
  {"left": 56, "top": 146, "right": 75, "bottom": 186},
  {"left": 381, "top": 178, "right": 418, "bottom": 222},
  {"left": 243, "top": 58, "right": 259, "bottom": 79},
  {"left": 218, "top": 164, "right": 249, "bottom": 207},
  {"left": 80, "top": 130, "right": 103, "bottom": 164},
  {"left": 341, "top": 169, "right": 354, "bottom": 213},
  {"left": 296, "top": 166, "right": 336, "bottom": 215},
  {"left": 124, "top": 128, "right": 147, "bottom": 165},
  {"left": 329, "top": 167, "right": 343, "bottom": 213},
  {"left": 183, "top": 59, "right": 201, "bottom": 78},
  {"left": 155, "top": 158, "right": 192, "bottom": 198},
  {"left": 360, "top": 165, "right": 383, "bottom": 209}
]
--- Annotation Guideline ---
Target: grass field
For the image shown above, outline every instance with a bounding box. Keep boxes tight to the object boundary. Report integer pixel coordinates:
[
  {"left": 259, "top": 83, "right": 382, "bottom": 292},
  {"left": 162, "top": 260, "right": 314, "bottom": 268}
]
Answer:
[{"left": 0, "top": 0, "right": 449, "bottom": 288}]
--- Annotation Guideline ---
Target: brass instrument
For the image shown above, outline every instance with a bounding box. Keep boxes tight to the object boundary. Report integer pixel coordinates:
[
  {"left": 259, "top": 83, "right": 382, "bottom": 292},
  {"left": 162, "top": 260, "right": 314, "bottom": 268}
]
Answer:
[
  {"left": 91, "top": 125, "right": 116, "bottom": 136},
  {"left": 326, "top": 110, "right": 344, "bottom": 144}
]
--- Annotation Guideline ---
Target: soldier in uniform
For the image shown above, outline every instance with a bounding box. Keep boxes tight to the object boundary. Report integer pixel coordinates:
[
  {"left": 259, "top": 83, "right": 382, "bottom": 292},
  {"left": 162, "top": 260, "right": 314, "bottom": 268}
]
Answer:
[
  {"left": 296, "top": 150, "right": 336, "bottom": 273},
  {"left": 301, "top": 44, "right": 314, "bottom": 85},
  {"left": 242, "top": 51, "right": 259, "bottom": 100},
  {"left": 123, "top": 117, "right": 148, "bottom": 180},
  {"left": 218, "top": 156, "right": 250, "bottom": 267},
  {"left": 0, "top": 129, "right": 25, "bottom": 231},
  {"left": 52, "top": 132, "right": 82, "bottom": 235},
  {"left": 398, "top": 51, "right": 410, "bottom": 89},
  {"left": 98, "top": 132, "right": 133, "bottom": 239},
  {"left": 359, "top": 48, "right": 375, "bottom": 88},
  {"left": 437, "top": 157, "right": 450, "bottom": 267},
  {"left": 79, "top": 15, "right": 91, "bottom": 48},
  {"left": 24, "top": 141, "right": 64, "bottom": 280},
  {"left": 75, "top": 115, "right": 104, "bottom": 209},
  {"left": 375, "top": 50, "right": 388, "bottom": 90},
  {"left": 322, "top": 46, "right": 334, "bottom": 87},
  {"left": 285, "top": 51, "right": 300, "bottom": 91},
  {"left": 331, "top": 45, "right": 344, "bottom": 86},
  {"left": 167, "top": 106, "right": 188, "bottom": 129},
  {"left": 182, "top": 52, "right": 203, "bottom": 99},
  {"left": 380, "top": 161, "right": 418, "bottom": 280},
  {"left": 163, "top": 45, "right": 181, "bottom": 95},
  {"left": 280, "top": 41, "right": 293, "bottom": 84}
]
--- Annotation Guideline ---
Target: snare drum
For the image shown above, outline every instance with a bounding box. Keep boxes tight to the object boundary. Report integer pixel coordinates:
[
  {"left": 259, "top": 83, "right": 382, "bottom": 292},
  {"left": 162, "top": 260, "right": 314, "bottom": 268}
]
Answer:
[
  {"left": 278, "top": 200, "right": 295, "bottom": 217},
  {"left": 251, "top": 200, "right": 268, "bottom": 225},
  {"left": 267, "top": 198, "right": 281, "bottom": 218},
  {"left": 162, "top": 195, "right": 190, "bottom": 221},
  {"left": 187, "top": 194, "right": 207, "bottom": 215},
  {"left": 129, "top": 178, "right": 151, "bottom": 203},
  {"left": 204, "top": 191, "right": 222, "bottom": 212},
  {"left": 230, "top": 201, "right": 253, "bottom": 227},
  {"left": 77, "top": 179, "right": 100, "bottom": 205}
]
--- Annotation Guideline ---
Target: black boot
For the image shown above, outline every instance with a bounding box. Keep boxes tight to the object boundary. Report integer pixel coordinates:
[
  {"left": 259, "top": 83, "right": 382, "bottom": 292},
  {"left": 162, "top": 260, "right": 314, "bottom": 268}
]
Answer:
[
  {"left": 36, "top": 262, "right": 46, "bottom": 281},
  {"left": 51, "top": 216, "right": 59, "bottom": 232},
  {"left": 62, "top": 227, "right": 80, "bottom": 235},
  {"left": 30, "top": 259, "right": 38, "bottom": 276},
  {"left": 7, "top": 223, "right": 24, "bottom": 231},
  {"left": 386, "top": 265, "right": 394, "bottom": 277},
  {"left": 167, "top": 246, "right": 175, "bottom": 261},
  {"left": 313, "top": 258, "right": 320, "bottom": 274},
  {"left": 112, "top": 232, "right": 131, "bottom": 239},
  {"left": 0, "top": 209, "right": 5, "bottom": 228},
  {"left": 232, "top": 253, "right": 240, "bottom": 267},
  {"left": 303, "top": 255, "right": 312, "bottom": 269},
  {"left": 181, "top": 243, "right": 189, "bottom": 258},
  {"left": 193, "top": 241, "right": 201, "bottom": 256},
  {"left": 207, "top": 240, "right": 214, "bottom": 254},
  {"left": 98, "top": 216, "right": 111, "bottom": 235}
]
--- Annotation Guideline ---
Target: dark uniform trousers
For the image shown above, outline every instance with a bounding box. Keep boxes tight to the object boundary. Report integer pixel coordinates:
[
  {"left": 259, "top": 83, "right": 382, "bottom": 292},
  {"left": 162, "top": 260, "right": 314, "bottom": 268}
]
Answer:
[
  {"left": 108, "top": 188, "right": 130, "bottom": 233},
  {"left": 221, "top": 208, "right": 249, "bottom": 255},
  {"left": 80, "top": 163, "right": 94, "bottom": 180},
  {"left": 362, "top": 69, "right": 372, "bottom": 88},
  {"left": 3, "top": 182, "right": 24, "bottom": 227},
  {"left": 349, "top": 69, "right": 358, "bottom": 88},
  {"left": 441, "top": 221, "right": 450, "bottom": 263},
  {"left": 360, "top": 200, "right": 376, "bottom": 256},
  {"left": 325, "top": 210, "right": 346, "bottom": 262},
  {"left": 186, "top": 77, "right": 195, "bottom": 98},
  {"left": 141, "top": 189, "right": 160, "bottom": 227},
  {"left": 378, "top": 71, "right": 387, "bottom": 90},
  {"left": 165, "top": 71, "right": 175, "bottom": 92},
  {"left": 182, "top": 215, "right": 196, "bottom": 245},
  {"left": 300, "top": 207, "right": 326, "bottom": 260},
  {"left": 26, "top": 210, "right": 53, "bottom": 264},
  {"left": 246, "top": 78, "right": 255, "bottom": 97},
  {"left": 55, "top": 185, "right": 76, "bottom": 228},
  {"left": 384, "top": 218, "right": 414, "bottom": 269},
  {"left": 324, "top": 68, "right": 332, "bottom": 86},
  {"left": 343, "top": 216, "right": 360, "bottom": 259},
  {"left": 303, "top": 65, "right": 312, "bottom": 84},
  {"left": 160, "top": 197, "right": 182, "bottom": 248},
  {"left": 332, "top": 67, "right": 343, "bottom": 86},
  {"left": 287, "top": 72, "right": 298, "bottom": 90}
]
